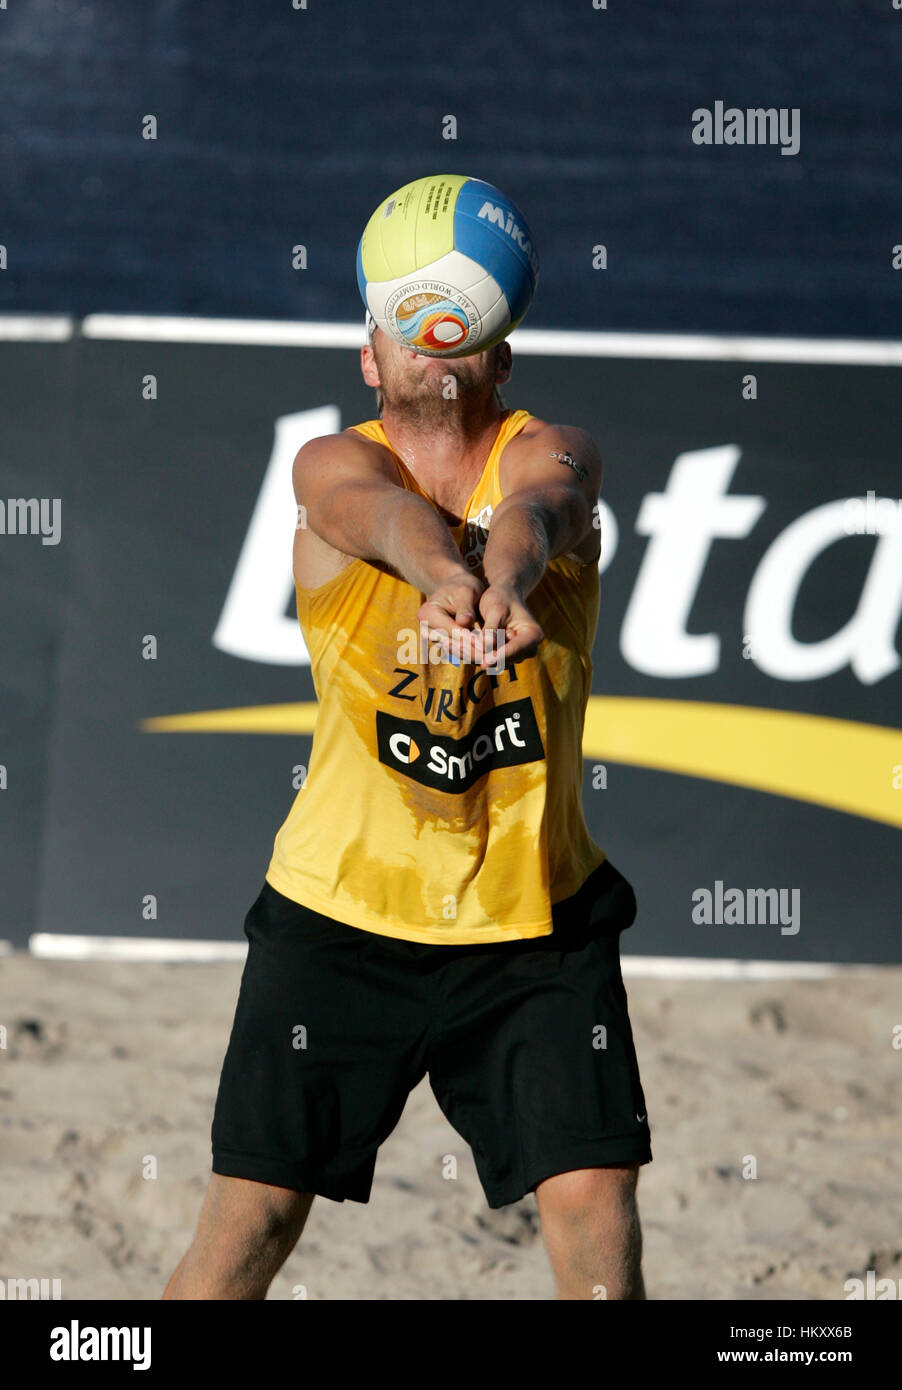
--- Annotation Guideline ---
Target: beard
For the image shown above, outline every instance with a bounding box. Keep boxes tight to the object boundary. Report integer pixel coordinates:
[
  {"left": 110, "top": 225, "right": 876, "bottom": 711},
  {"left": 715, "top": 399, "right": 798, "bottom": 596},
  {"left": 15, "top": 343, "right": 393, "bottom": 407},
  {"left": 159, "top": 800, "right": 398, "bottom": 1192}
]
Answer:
[{"left": 376, "top": 350, "right": 499, "bottom": 432}]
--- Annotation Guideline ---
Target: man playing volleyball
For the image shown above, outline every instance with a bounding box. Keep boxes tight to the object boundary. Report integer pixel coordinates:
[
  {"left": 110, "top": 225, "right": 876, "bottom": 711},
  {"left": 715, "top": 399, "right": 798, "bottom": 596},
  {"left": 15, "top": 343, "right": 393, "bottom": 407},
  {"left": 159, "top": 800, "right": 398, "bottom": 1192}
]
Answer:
[{"left": 164, "top": 310, "right": 651, "bottom": 1301}]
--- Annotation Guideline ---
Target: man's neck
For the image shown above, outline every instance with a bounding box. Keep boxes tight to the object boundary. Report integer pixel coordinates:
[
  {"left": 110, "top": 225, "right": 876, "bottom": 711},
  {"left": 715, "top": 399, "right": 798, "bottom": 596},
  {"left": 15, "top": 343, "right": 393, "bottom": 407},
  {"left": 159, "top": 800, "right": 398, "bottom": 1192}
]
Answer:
[{"left": 380, "top": 402, "right": 506, "bottom": 489}]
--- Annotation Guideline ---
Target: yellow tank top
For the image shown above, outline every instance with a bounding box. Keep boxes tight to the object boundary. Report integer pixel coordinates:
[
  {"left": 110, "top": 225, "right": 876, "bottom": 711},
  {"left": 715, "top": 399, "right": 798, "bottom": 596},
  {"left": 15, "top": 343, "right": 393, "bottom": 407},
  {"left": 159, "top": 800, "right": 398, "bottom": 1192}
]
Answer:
[{"left": 265, "top": 407, "right": 606, "bottom": 944}]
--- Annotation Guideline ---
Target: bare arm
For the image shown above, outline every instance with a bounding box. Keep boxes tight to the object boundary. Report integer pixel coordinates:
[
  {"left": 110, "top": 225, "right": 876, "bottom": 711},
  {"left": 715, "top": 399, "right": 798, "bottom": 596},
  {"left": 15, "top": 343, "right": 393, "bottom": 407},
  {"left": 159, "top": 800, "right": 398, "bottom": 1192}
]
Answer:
[
  {"left": 295, "top": 432, "right": 483, "bottom": 630},
  {"left": 478, "top": 424, "right": 602, "bottom": 663},
  {"left": 482, "top": 424, "right": 601, "bottom": 594}
]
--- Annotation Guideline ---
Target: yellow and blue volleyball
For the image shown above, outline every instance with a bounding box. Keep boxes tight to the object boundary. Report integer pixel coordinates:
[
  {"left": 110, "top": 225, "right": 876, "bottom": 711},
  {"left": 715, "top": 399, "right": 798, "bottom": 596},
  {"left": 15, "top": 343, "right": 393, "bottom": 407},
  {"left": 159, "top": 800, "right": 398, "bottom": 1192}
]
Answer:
[{"left": 357, "top": 174, "right": 539, "bottom": 356}]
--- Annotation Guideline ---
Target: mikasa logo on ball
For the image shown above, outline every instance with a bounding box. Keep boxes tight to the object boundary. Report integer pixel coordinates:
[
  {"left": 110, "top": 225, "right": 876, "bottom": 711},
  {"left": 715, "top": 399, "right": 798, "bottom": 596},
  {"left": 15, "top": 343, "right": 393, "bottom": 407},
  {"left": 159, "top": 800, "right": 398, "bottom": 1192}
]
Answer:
[{"left": 476, "top": 201, "right": 539, "bottom": 276}]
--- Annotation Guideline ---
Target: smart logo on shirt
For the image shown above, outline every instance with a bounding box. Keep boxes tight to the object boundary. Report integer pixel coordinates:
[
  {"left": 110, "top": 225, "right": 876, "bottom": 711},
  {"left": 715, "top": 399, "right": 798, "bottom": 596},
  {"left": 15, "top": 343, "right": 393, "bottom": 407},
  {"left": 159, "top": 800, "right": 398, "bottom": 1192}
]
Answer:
[{"left": 376, "top": 698, "right": 544, "bottom": 792}]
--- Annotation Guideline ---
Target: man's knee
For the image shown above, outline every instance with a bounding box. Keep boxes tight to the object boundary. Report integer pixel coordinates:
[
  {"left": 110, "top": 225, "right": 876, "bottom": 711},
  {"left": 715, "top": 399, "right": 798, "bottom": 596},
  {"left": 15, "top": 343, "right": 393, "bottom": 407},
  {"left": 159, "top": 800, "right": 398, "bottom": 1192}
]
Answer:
[
  {"left": 535, "top": 1162, "right": 640, "bottom": 1225},
  {"left": 164, "top": 1177, "right": 314, "bottom": 1299},
  {"left": 194, "top": 1175, "right": 313, "bottom": 1263}
]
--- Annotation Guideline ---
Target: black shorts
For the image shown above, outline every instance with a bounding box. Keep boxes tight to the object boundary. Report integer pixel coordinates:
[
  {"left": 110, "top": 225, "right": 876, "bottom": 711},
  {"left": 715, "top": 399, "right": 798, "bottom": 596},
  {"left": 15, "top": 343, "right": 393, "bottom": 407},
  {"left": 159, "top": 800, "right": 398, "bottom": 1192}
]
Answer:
[{"left": 211, "top": 858, "right": 652, "bottom": 1210}]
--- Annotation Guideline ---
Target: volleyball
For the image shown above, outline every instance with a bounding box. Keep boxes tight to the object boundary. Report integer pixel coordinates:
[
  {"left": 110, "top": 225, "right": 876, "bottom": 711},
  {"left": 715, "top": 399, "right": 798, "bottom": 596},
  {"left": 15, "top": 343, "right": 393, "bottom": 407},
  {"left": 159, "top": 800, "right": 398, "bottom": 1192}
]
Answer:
[{"left": 357, "top": 174, "right": 539, "bottom": 356}]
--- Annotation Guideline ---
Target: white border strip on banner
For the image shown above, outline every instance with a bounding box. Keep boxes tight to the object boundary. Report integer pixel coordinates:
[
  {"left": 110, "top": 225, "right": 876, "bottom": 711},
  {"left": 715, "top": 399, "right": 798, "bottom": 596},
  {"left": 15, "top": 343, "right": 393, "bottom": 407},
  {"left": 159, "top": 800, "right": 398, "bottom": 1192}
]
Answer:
[
  {"left": 620, "top": 956, "right": 883, "bottom": 981},
  {"left": 0, "top": 315, "right": 75, "bottom": 341},
  {"left": 71, "top": 314, "right": 902, "bottom": 365},
  {"left": 0, "top": 311, "right": 899, "bottom": 362},
  {"left": 25, "top": 933, "right": 888, "bottom": 977},
  {"left": 28, "top": 934, "right": 248, "bottom": 963}
]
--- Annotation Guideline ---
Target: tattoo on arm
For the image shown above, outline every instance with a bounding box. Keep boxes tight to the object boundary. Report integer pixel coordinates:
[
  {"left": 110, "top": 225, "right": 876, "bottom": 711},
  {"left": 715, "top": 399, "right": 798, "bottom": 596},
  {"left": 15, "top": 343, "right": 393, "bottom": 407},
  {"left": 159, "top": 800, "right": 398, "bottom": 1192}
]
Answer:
[{"left": 550, "top": 450, "right": 587, "bottom": 482}]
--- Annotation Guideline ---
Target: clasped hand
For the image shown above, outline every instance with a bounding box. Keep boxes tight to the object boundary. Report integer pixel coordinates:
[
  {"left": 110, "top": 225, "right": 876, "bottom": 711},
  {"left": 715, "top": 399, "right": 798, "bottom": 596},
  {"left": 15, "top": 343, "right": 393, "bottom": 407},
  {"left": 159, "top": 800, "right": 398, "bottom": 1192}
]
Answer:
[{"left": 416, "top": 575, "right": 544, "bottom": 671}]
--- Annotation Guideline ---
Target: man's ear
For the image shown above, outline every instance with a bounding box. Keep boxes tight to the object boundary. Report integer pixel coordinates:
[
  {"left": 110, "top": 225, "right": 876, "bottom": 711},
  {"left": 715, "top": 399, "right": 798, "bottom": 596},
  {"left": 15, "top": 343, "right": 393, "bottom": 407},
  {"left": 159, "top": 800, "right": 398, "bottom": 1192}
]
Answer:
[
  {"left": 494, "top": 341, "right": 512, "bottom": 386},
  {"left": 361, "top": 342, "right": 381, "bottom": 390}
]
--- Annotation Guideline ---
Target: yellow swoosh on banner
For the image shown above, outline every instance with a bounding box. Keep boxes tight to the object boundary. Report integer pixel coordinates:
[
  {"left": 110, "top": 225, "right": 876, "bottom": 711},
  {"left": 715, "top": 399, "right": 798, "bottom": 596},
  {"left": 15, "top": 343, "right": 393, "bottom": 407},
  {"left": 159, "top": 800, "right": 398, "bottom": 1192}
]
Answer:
[{"left": 140, "top": 698, "right": 902, "bottom": 830}]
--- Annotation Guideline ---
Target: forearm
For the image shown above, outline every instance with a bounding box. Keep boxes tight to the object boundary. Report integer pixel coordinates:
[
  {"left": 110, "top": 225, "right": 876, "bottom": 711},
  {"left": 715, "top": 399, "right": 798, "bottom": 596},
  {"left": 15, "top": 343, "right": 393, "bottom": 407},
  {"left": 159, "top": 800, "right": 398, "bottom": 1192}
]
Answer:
[
  {"left": 481, "top": 503, "right": 548, "bottom": 596},
  {"left": 483, "top": 491, "right": 590, "bottom": 596},
  {"left": 376, "top": 490, "right": 471, "bottom": 594}
]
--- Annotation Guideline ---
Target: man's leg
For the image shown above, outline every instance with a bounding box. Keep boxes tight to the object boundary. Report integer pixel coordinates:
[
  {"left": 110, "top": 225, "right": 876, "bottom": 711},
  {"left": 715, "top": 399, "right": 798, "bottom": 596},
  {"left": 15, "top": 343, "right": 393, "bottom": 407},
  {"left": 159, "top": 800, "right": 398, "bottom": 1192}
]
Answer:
[
  {"left": 534, "top": 1162, "right": 646, "bottom": 1300},
  {"left": 163, "top": 1173, "right": 315, "bottom": 1300}
]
